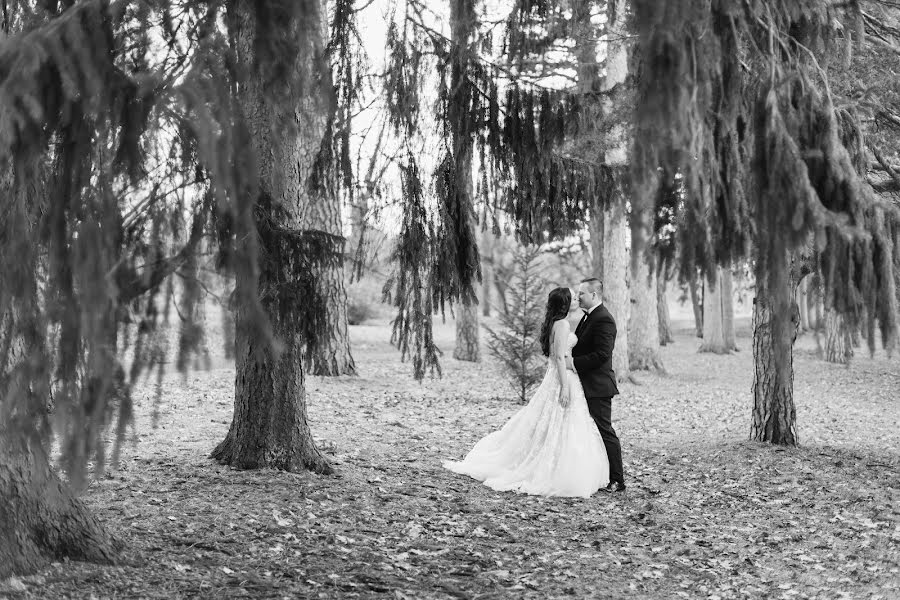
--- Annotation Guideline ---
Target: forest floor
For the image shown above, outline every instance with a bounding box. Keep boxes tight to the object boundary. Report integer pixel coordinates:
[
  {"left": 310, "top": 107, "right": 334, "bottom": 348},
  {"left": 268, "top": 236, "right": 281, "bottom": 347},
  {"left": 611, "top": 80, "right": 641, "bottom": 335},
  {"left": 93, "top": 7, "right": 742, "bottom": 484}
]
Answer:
[{"left": 2, "top": 317, "right": 899, "bottom": 599}]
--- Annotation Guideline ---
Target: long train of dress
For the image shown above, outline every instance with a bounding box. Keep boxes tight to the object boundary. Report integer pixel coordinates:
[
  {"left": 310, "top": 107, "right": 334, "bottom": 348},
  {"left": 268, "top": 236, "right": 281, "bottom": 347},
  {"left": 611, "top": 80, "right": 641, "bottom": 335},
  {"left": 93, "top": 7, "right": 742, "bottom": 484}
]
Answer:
[{"left": 444, "top": 333, "right": 609, "bottom": 498}]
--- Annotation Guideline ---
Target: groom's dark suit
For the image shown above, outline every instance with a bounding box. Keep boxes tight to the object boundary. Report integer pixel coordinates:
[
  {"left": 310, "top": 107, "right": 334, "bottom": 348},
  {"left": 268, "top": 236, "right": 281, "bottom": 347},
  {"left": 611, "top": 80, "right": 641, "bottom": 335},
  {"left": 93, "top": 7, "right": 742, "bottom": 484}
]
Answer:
[{"left": 572, "top": 304, "right": 624, "bottom": 485}]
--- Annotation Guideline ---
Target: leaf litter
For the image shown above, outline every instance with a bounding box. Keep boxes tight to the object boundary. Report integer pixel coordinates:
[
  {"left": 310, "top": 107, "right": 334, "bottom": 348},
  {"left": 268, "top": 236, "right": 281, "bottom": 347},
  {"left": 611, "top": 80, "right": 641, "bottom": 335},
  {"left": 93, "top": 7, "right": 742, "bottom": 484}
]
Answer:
[{"left": 1, "top": 322, "right": 898, "bottom": 599}]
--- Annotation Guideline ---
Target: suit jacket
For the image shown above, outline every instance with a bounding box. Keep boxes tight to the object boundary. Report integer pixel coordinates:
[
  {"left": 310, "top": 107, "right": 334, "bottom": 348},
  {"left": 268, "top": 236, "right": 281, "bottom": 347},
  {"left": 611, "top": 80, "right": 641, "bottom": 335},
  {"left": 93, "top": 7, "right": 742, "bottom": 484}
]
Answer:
[{"left": 572, "top": 304, "right": 619, "bottom": 398}]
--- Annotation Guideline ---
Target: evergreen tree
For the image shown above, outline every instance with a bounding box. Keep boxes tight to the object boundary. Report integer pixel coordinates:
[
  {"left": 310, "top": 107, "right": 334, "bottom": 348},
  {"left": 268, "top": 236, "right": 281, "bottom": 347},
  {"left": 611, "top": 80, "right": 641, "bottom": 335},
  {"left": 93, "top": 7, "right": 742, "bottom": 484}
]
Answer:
[
  {"left": 631, "top": 0, "right": 900, "bottom": 445},
  {"left": 0, "top": 0, "right": 343, "bottom": 575},
  {"left": 485, "top": 246, "right": 545, "bottom": 403}
]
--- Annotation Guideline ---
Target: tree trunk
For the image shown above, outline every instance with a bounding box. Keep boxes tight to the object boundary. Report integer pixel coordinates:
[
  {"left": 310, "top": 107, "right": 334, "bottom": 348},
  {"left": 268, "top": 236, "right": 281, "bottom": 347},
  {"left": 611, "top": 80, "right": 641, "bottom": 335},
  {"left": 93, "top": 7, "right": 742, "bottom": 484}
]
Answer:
[
  {"left": 814, "top": 290, "right": 824, "bottom": 330},
  {"left": 299, "top": 29, "right": 354, "bottom": 378},
  {"left": 221, "top": 297, "right": 235, "bottom": 361},
  {"left": 303, "top": 262, "right": 355, "bottom": 376},
  {"left": 797, "top": 277, "right": 810, "bottom": 332},
  {"left": 722, "top": 267, "right": 737, "bottom": 351},
  {"left": 0, "top": 433, "right": 119, "bottom": 579},
  {"left": 454, "top": 302, "right": 481, "bottom": 361},
  {"left": 824, "top": 308, "right": 853, "bottom": 364},
  {"left": 481, "top": 227, "right": 493, "bottom": 317},
  {"left": 604, "top": 202, "right": 630, "bottom": 381},
  {"left": 750, "top": 251, "right": 798, "bottom": 445},
  {"left": 590, "top": 206, "right": 605, "bottom": 280},
  {"left": 299, "top": 136, "right": 355, "bottom": 375},
  {"left": 700, "top": 268, "right": 730, "bottom": 353},
  {"left": 600, "top": 0, "right": 631, "bottom": 382},
  {"left": 628, "top": 253, "right": 664, "bottom": 371},
  {"left": 212, "top": 0, "right": 331, "bottom": 474},
  {"left": 449, "top": 0, "right": 480, "bottom": 362},
  {"left": 657, "top": 269, "right": 674, "bottom": 345},
  {"left": 573, "top": 0, "right": 603, "bottom": 281},
  {"left": 1, "top": 159, "right": 118, "bottom": 577},
  {"left": 689, "top": 273, "right": 704, "bottom": 337},
  {"left": 850, "top": 311, "right": 862, "bottom": 348}
]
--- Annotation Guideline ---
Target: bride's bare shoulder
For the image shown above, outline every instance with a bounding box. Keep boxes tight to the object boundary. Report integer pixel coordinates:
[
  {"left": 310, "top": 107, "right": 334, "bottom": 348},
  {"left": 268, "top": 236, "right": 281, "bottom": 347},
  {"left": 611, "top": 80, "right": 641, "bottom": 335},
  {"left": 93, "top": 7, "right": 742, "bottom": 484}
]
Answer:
[{"left": 552, "top": 318, "right": 571, "bottom": 333}]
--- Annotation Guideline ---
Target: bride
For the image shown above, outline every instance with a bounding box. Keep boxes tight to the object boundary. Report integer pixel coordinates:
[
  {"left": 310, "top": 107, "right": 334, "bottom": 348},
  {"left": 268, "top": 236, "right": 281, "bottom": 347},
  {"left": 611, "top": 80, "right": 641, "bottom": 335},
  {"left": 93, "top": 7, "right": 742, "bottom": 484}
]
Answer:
[{"left": 444, "top": 287, "right": 609, "bottom": 498}]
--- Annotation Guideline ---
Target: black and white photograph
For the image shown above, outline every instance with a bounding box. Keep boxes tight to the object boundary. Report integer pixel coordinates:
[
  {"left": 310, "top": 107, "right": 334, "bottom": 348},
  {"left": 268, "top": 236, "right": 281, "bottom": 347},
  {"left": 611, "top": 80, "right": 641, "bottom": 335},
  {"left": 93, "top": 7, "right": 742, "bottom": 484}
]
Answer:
[{"left": 0, "top": 0, "right": 898, "bottom": 598}]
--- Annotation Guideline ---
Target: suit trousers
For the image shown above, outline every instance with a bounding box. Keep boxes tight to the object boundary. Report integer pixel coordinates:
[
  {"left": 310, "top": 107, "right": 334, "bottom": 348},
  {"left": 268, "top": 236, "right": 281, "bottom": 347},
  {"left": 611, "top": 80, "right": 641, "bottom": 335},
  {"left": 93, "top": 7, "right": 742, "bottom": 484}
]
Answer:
[{"left": 586, "top": 396, "right": 623, "bottom": 484}]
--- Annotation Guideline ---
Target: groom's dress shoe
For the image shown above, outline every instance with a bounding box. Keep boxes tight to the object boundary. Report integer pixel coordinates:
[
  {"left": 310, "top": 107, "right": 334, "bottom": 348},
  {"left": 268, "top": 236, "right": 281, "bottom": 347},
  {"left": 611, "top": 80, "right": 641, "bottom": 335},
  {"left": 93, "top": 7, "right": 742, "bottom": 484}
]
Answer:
[{"left": 602, "top": 481, "right": 626, "bottom": 493}]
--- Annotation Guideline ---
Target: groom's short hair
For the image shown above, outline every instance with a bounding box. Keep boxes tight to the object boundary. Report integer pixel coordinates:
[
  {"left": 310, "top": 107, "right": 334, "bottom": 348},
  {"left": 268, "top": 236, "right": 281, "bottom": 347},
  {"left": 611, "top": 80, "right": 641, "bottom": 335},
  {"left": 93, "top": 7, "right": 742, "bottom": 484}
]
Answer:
[{"left": 581, "top": 277, "right": 603, "bottom": 295}]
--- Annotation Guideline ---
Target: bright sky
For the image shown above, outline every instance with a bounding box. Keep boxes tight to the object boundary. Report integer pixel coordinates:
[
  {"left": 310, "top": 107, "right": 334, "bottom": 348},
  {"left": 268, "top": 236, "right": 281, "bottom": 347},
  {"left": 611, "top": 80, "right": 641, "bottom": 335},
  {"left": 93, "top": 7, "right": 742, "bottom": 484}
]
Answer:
[{"left": 345, "top": 0, "right": 608, "bottom": 238}]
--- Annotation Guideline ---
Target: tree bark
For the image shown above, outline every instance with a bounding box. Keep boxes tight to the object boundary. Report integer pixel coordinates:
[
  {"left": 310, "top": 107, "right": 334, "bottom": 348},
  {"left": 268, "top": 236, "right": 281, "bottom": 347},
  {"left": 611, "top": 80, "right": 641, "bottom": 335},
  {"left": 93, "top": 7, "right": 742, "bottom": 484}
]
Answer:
[
  {"left": 700, "top": 268, "right": 730, "bottom": 353},
  {"left": 628, "top": 253, "right": 664, "bottom": 371},
  {"left": 221, "top": 298, "right": 235, "bottom": 361},
  {"left": 0, "top": 433, "right": 119, "bottom": 579},
  {"left": 454, "top": 302, "right": 481, "bottom": 362},
  {"left": 814, "top": 289, "right": 824, "bottom": 330},
  {"left": 449, "top": 0, "right": 480, "bottom": 362},
  {"left": 722, "top": 267, "right": 737, "bottom": 351},
  {"left": 481, "top": 226, "right": 494, "bottom": 317},
  {"left": 572, "top": 0, "right": 603, "bottom": 282},
  {"left": 699, "top": 267, "right": 737, "bottom": 352},
  {"left": 797, "top": 277, "right": 810, "bottom": 332},
  {"left": 601, "top": 0, "right": 631, "bottom": 382},
  {"left": 298, "top": 23, "right": 354, "bottom": 378},
  {"left": 657, "top": 269, "right": 674, "bottom": 345},
  {"left": 604, "top": 202, "right": 630, "bottom": 381},
  {"left": 750, "top": 251, "right": 798, "bottom": 445},
  {"left": 824, "top": 308, "right": 853, "bottom": 364},
  {"left": 689, "top": 273, "right": 704, "bottom": 337},
  {"left": 212, "top": 0, "right": 331, "bottom": 474},
  {"left": 590, "top": 206, "right": 605, "bottom": 280}
]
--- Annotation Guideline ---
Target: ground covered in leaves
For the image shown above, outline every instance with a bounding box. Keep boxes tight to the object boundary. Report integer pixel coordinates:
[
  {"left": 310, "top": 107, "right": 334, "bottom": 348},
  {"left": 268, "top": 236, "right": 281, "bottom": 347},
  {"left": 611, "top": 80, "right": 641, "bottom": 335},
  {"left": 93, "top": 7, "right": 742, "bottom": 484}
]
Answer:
[{"left": 2, "top": 319, "right": 899, "bottom": 599}]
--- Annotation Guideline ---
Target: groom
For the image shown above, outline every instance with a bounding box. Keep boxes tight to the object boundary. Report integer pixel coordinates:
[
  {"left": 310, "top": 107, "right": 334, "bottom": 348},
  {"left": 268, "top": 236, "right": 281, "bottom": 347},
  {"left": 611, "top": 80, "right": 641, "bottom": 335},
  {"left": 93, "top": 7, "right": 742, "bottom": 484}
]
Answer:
[{"left": 566, "top": 277, "right": 625, "bottom": 493}]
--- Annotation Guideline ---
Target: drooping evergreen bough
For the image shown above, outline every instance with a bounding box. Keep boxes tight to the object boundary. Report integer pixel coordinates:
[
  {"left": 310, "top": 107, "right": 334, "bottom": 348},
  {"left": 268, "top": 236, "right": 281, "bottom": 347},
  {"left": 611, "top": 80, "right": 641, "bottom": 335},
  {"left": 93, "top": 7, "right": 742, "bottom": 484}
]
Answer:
[
  {"left": 631, "top": 0, "right": 900, "bottom": 444},
  {"left": 0, "top": 0, "right": 344, "bottom": 576},
  {"left": 382, "top": 0, "right": 617, "bottom": 379}
]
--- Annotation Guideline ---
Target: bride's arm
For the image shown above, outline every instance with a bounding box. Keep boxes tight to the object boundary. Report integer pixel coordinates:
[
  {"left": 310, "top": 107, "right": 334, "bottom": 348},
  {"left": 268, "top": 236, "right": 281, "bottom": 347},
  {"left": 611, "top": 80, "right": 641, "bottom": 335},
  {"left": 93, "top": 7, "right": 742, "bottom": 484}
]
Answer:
[{"left": 551, "top": 320, "right": 570, "bottom": 406}]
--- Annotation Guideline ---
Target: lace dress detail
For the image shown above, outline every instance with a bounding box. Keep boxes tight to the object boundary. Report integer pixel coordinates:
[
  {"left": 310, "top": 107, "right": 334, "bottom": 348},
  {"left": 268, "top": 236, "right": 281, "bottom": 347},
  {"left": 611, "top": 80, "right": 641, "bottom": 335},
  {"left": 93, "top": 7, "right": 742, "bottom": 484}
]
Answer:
[{"left": 444, "top": 331, "right": 609, "bottom": 498}]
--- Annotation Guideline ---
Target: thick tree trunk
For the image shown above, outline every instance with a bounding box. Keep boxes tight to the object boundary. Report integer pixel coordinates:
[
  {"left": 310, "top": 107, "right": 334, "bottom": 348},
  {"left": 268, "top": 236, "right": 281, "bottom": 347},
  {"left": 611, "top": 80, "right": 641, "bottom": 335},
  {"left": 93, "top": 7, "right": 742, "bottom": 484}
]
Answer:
[
  {"left": 657, "top": 269, "right": 674, "bottom": 345},
  {"left": 449, "top": 0, "right": 480, "bottom": 362},
  {"left": 689, "top": 273, "right": 704, "bottom": 337},
  {"left": 299, "top": 140, "right": 354, "bottom": 375},
  {"left": 453, "top": 302, "right": 481, "bottom": 362},
  {"left": 572, "top": 0, "right": 603, "bottom": 283},
  {"left": 700, "top": 268, "right": 730, "bottom": 353},
  {"left": 212, "top": 0, "right": 331, "bottom": 474},
  {"left": 628, "top": 254, "right": 664, "bottom": 371},
  {"left": 0, "top": 433, "right": 118, "bottom": 579},
  {"left": 1, "top": 162, "right": 118, "bottom": 577},
  {"left": 303, "top": 259, "right": 355, "bottom": 376},
  {"left": 298, "top": 27, "right": 354, "bottom": 378},
  {"left": 699, "top": 267, "right": 737, "bottom": 352},
  {"left": 600, "top": 0, "right": 631, "bottom": 382},
  {"left": 824, "top": 308, "right": 853, "bottom": 364},
  {"left": 750, "top": 251, "right": 798, "bottom": 445},
  {"left": 604, "top": 202, "right": 630, "bottom": 381}
]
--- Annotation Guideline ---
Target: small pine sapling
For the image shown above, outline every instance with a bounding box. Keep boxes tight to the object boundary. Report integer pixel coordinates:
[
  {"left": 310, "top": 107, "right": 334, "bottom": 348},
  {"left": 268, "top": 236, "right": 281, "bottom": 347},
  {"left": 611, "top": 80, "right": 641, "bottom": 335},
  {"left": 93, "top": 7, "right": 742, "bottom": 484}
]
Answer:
[{"left": 485, "top": 246, "right": 546, "bottom": 403}]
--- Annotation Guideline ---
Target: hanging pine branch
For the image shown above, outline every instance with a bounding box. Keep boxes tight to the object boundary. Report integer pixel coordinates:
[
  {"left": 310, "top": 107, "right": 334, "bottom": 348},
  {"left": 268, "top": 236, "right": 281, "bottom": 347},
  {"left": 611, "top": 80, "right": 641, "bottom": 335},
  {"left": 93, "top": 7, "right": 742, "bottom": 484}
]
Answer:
[
  {"left": 0, "top": 0, "right": 339, "bottom": 482},
  {"left": 381, "top": 0, "right": 611, "bottom": 380},
  {"left": 631, "top": 0, "right": 900, "bottom": 352}
]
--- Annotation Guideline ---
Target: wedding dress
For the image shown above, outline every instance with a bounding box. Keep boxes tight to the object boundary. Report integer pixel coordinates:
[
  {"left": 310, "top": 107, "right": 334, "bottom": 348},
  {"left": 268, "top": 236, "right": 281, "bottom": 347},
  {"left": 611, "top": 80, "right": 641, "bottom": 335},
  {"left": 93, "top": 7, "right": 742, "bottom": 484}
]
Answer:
[{"left": 444, "top": 329, "right": 609, "bottom": 498}]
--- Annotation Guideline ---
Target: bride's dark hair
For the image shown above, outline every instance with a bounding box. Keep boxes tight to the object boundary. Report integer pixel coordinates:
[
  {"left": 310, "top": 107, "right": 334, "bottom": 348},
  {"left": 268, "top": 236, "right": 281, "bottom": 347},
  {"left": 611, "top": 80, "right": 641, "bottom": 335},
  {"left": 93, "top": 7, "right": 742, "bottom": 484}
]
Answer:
[{"left": 539, "top": 287, "right": 572, "bottom": 357}]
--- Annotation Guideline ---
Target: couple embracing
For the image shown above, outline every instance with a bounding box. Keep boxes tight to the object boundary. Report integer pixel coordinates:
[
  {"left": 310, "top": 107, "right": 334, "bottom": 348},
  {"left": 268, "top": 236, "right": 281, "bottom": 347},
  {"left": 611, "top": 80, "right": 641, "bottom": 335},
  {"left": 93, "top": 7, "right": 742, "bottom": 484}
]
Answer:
[{"left": 445, "top": 278, "right": 626, "bottom": 498}]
